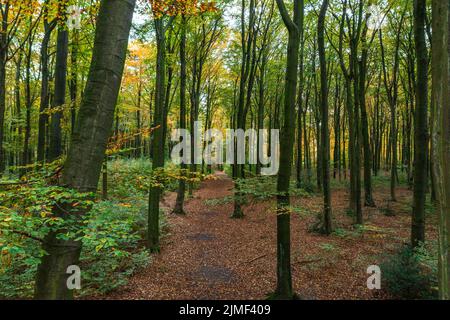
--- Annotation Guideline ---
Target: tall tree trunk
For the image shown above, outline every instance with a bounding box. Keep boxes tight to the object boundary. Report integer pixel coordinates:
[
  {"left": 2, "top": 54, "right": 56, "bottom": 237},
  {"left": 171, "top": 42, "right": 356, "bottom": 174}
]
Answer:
[
  {"left": 318, "top": 0, "right": 332, "bottom": 235},
  {"left": 412, "top": 0, "right": 429, "bottom": 248},
  {"left": 174, "top": 15, "right": 187, "bottom": 215},
  {"left": 295, "top": 34, "right": 304, "bottom": 187},
  {"left": 49, "top": 25, "right": 69, "bottom": 161},
  {"left": 0, "top": 40, "right": 6, "bottom": 174},
  {"left": 273, "top": 0, "right": 303, "bottom": 300},
  {"left": 232, "top": 0, "right": 255, "bottom": 218},
  {"left": 135, "top": 79, "right": 142, "bottom": 158},
  {"left": 148, "top": 17, "right": 170, "bottom": 251},
  {"left": 22, "top": 34, "right": 33, "bottom": 175},
  {"left": 14, "top": 54, "right": 22, "bottom": 171},
  {"left": 333, "top": 76, "right": 341, "bottom": 181},
  {"left": 359, "top": 26, "right": 375, "bottom": 207},
  {"left": 70, "top": 30, "right": 79, "bottom": 134},
  {"left": 37, "top": 14, "right": 56, "bottom": 163},
  {"left": 431, "top": 0, "right": 450, "bottom": 300},
  {"left": 34, "top": 0, "right": 135, "bottom": 299}
]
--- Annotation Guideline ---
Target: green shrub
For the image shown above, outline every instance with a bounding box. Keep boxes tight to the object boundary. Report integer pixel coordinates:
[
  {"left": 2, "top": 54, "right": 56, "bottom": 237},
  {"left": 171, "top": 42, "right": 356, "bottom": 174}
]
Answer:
[
  {"left": 236, "top": 176, "right": 311, "bottom": 202},
  {"left": 381, "top": 245, "right": 438, "bottom": 300},
  {"left": 0, "top": 197, "right": 152, "bottom": 298},
  {"left": 0, "top": 159, "right": 175, "bottom": 298},
  {"left": 108, "top": 158, "right": 152, "bottom": 198}
]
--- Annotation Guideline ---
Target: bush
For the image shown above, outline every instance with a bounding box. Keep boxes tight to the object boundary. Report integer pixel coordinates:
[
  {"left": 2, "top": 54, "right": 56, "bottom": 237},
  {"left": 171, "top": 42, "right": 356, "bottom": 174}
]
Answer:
[
  {"left": 0, "top": 159, "right": 174, "bottom": 298},
  {"left": 380, "top": 245, "right": 438, "bottom": 300},
  {"left": 108, "top": 158, "right": 152, "bottom": 198},
  {"left": 78, "top": 199, "right": 151, "bottom": 296},
  {"left": 0, "top": 197, "right": 152, "bottom": 298},
  {"left": 235, "top": 176, "right": 311, "bottom": 202}
]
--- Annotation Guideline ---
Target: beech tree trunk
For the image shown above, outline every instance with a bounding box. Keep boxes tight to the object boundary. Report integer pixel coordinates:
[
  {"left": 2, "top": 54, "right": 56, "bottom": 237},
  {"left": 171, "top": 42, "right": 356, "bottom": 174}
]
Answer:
[
  {"left": 148, "top": 17, "right": 170, "bottom": 251},
  {"left": 412, "top": 0, "right": 428, "bottom": 248},
  {"left": 431, "top": 0, "right": 450, "bottom": 300},
  {"left": 318, "top": 0, "right": 332, "bottom": 235},
  {"left": 37, "top": 10, "right": 56, "bottom": 163},
  {"left": 49, "top": 25, "right": 68, "bottom": 162},
  {"left": 274, "top": 0, "right": 303, "bottom": 300},
  {"left": 174, "top": 15, "right": 187, "bottom": 215},
  {"left": 34, "top": 0, "right": 135, "bottom": 300}
]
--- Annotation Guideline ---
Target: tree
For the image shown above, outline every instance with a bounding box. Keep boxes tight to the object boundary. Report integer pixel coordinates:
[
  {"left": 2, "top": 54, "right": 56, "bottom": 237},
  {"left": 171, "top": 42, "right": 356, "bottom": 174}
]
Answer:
[
  {"left": 0, "top": 0, "right": 39, "bottom": 173},
  {"left": 380, "top": 7, "right": 406, "bottom": 203},
  {"left": 329, "top": 0, "right": 363, "bottom": 224},
  {"left": 34, "top": 0, "right": 136, "bottom": 299},
  {"left": 48, "top": 2, "right": 69, "bottom": 162},
  {"left": 431, "top": 0, "right": 450, "bottom": 300},
  {"left": 359, "top": 12, "right": 376, "bottom": 208},
  {"left": 148, "top": 0, "right": 218, "bottom": 249},
  {"left": 273, "top": 0, "right": 303, "bottom": 300},
  {"left": 173, "top": 15, "right": 188, "bottom": 215},
  {"left": 411, "top": 0, "right": 428, "bottom": 248},
  {"left": 318, "top": 0, "right": 332, "bottom": 235},
  {"left": 37, "top": 0, "right": 57, "bottom": 163}
]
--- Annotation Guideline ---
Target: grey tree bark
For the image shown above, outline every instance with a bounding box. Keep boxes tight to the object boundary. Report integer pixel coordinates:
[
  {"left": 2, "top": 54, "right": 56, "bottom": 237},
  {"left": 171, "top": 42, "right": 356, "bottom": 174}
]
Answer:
[
  {"left": 411, "top": 0, "right": 429, "bottom": 248},
  {"left": 34, "top": 0, "right": 136, "bottom": 300},
  {"left": 432, "top": 0, "right": 450, "bottom": 300},
  {"left": 273, "top": 0, "right": 303, "bottom": 300},
  {"left": 318, "top": 0, "right": 332, "bottom": 235}
]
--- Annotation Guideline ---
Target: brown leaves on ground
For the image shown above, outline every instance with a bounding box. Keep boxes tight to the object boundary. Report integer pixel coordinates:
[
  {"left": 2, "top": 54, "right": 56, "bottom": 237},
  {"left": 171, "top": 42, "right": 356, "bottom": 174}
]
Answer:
[{"left": 98, "top": 172, "right": 437, "bottom": 300}]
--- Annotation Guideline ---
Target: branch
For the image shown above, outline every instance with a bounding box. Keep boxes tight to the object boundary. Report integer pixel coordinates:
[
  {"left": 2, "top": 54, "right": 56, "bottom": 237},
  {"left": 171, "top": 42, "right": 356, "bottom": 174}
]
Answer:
[
  {"left": 10, "top": 230, "right": 45, "bottom": 243},
  {"left": 275, "top": 0, "right": 296, "bottom": 32}
]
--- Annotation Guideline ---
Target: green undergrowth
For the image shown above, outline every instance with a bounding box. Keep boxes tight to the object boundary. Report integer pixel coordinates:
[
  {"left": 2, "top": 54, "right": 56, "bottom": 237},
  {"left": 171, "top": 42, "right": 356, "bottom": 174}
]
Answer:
[
  {"left": 0, "top": 158, "right": 176, "bottom": 299},
  {"left": 205, "top": 175, "right": 313, "bottom": 207},
  {"left": 380, "top": 243, "right": 438, "bottom": 300}
]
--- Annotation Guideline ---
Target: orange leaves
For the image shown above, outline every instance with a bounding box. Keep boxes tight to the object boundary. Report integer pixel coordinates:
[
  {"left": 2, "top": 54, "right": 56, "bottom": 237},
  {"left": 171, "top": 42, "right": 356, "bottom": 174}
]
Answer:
[
  {"left": 0, "top": 0, "right": 40, "bottom": 22},
  {"left": 106, "top": 126, "right": 160, "bottom": 156},
  {"left": 199, "top": 1, "right": 218, "bottom": 14},
  {"left": 149, "top": 0, "right": 218, "bottom": 19}
]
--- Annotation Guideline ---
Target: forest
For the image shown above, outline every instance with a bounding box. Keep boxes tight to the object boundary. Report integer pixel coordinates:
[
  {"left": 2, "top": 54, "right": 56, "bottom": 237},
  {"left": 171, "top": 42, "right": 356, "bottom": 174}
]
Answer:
[{"left": 0, "top": 0, "right": 449, "bottom": 302}]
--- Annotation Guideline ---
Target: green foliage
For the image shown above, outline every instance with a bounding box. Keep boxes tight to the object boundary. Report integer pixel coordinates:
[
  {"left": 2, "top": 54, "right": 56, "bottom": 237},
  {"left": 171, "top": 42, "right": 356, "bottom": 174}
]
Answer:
[
  {"left": 204, "top": 175, "right": 313, "bottom": 207},
  {"left": 78, "top": 199, "right": 151, "bottom": 296},
  {"left": 108, "top": 158, "right": 204, "bottom": 197},
  {"left": 0, "top": 196, "right": 152, "bottom": 298},
  {"left": 204, "top": 195, "right": 234, "bottom": 207},
  {"left": 380, "top": 244, "right": 438, "bottom": 300},
  {"left": 236, "top": 176, "right": 312, "bottom": 202},
  {"left": 319, "top": 243, "right": 336, "bottom": 252},
  {"left": 0, "top": 159, "right": 175, "bottom": 298},
  {"left": 290, "top": 206, "right": 315, "bottom": 218},
  {"left": 0, "top": 240, "right": 40, "bottom": 298},
  {"left": 333, "top": 228, "right": 349, "bottom": 238},
  {"left": 108, "top": 158, "right": 153, "bottom": 198}
]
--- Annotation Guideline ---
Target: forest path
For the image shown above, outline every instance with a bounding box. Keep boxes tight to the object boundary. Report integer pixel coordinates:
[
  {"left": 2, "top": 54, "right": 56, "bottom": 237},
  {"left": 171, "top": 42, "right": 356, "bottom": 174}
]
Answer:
[
  {"left": 101, "top": 172, "right": 431, "bottom": 300},
  {"left": 105, "top": 171, "right": 272, "bottom": 300}
]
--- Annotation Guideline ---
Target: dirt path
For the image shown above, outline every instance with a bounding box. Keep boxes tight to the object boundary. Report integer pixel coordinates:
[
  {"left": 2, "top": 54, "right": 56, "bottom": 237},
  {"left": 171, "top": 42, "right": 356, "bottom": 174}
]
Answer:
[
  {"left": 102, "top": 172, "right": 437, "bottom": 300},
  {"left": 106, "top": 171, "right": 267, "bottom": 300}
]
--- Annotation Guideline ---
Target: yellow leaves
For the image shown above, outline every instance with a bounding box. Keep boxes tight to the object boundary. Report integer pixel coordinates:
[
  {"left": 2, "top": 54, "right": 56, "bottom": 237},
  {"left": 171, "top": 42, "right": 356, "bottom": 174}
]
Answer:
[
  {"left": 0, "top": 250, "right": 12, "bottom": 270},
  {"left": 106, "top": 126, "right": 160, "bottom": 156},
  {"left": 39, "top": 211, "right": 52, "bottom": 218},
  {"left": 149, "top": 0, "right": 219, "bottom": 18},
  {"left": 119, "top": 203, "right": 132, "bottom": 208}
]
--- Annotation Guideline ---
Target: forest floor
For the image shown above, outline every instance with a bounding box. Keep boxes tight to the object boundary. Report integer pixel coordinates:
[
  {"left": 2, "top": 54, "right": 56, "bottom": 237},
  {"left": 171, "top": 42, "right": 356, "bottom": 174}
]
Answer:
[{"left": 97, "top": 171, "right": 437, "bottom": 300}]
